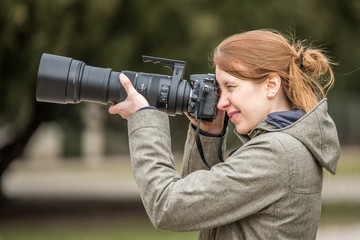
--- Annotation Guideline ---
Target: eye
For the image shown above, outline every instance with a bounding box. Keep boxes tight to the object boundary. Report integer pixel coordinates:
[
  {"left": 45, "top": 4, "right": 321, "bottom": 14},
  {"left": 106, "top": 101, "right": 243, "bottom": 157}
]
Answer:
[{"left": 226, "top": 84, "right": 235, "bottom": 91}]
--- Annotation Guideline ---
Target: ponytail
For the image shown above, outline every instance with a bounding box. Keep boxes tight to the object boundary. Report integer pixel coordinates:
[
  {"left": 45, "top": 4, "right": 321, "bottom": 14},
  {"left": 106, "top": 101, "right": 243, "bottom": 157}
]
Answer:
[{"left": 287, "top": 45, "right": 335, "bottom": 112}]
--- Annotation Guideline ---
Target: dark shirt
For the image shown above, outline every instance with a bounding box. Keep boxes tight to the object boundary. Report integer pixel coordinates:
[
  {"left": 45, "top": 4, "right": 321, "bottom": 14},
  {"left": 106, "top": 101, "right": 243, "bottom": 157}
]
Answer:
[{"left": 265, "top": 110, "right": 305, "bottom": 128}]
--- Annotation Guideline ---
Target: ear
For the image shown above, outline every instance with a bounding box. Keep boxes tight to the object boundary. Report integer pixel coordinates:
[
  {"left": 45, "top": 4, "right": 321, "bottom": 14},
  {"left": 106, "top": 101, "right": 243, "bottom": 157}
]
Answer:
[{"left": 265, "top": 74, "right": 281, "bottom": 98}]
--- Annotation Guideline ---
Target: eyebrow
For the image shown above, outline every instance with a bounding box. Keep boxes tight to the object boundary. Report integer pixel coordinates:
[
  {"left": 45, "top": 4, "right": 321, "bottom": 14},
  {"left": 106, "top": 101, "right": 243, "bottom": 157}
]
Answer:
[{"left": 223, "top": 79, "right": 237, "bottom": 86}]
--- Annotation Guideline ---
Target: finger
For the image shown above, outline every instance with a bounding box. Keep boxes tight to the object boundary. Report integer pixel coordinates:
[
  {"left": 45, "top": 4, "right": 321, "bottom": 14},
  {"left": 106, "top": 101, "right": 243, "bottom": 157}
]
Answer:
[
  {"left": 108, "top": 103, "right": 122, "bottom": 114},
  {"left": 216, "top": 109, "right": 226, "bottom": 119},
  {"left": 108, "top": 102, "right": 130, "bottom": 119},
  {"left": 184, "top": 112, "right": 198, "bottom": 126},
  {"left": 184, "top": 112, "right": 193, "bottom": 119},
  {"left": 119, "top": 73, "right": 137, "bottom": 96}
]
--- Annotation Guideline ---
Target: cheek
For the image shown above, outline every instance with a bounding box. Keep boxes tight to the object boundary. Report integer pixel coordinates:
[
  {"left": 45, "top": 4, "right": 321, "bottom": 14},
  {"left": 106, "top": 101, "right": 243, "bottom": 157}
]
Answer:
[
  {"left": 232, "top": 88, "right": 263, "bottom": 111},
  {"left": 234, "top": 108, "right": 264, "bottom": 134},
  {"left": 232, "top": 87, "right": 269, "bottom": 133}
]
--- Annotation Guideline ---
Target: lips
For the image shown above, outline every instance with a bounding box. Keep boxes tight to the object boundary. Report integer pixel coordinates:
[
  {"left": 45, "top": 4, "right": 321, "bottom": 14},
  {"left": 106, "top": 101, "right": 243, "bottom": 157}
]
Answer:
[{"left": 228, "top": 111, "right": 240, "bottom": 122}]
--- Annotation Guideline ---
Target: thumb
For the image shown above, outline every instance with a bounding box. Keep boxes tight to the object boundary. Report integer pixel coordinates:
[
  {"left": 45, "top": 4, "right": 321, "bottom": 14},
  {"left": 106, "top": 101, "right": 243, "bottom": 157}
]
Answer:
[{"left": 120, "top": 73, "right": 136, "bottom": 96}]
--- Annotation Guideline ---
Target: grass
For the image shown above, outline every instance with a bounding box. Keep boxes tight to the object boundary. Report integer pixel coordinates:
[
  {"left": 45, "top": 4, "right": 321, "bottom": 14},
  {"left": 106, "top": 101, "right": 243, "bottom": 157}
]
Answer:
[
  {"left": 320, "top": 202, "right": 360, "bottom": 226},
  {"left": 0, "top": 228, "right": 197, "bottom": 240},
  {"left": 0, "top": 210, "right": 198, "bottom": 240},
  {"left": 1, "top": 202, "right": 359, "bottom": 240}
]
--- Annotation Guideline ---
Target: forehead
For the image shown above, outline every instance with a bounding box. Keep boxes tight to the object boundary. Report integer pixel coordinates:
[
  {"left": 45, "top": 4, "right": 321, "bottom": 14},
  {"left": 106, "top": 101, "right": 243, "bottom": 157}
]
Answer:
[
  {"left": 215, "top": 66, "right": 240, "bottom": 84},
  {"left": 215, "top": 66, "right": 266, "bottom": 92}
]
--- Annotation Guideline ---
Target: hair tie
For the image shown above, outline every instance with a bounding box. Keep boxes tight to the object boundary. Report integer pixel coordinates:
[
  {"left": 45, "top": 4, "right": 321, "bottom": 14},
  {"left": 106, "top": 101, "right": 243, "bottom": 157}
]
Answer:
[{"left": 299, "top": 52, "right": 304, "bottom": 71}]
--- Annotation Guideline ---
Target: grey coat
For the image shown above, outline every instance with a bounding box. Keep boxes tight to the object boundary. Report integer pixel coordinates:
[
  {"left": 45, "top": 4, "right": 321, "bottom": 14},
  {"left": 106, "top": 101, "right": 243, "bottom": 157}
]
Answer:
[{"left": 127, "top": 99, "right": 340, "bottom": 239}]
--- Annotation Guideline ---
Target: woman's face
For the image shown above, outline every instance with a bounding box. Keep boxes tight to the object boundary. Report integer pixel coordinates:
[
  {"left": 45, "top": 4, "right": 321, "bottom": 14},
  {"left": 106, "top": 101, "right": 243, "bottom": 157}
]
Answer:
[{"left": 216, "top": 66, "right": 271, "bottom": 134}]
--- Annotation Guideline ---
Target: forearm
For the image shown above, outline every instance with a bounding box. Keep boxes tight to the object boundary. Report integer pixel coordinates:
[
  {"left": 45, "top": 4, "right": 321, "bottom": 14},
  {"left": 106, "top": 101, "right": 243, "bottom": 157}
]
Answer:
[
  {"left": 128, "top": 110, "right": 228, "bottom": 231},
  {"left": 127, "top": 110, "right": 180, "bottom": 225}
]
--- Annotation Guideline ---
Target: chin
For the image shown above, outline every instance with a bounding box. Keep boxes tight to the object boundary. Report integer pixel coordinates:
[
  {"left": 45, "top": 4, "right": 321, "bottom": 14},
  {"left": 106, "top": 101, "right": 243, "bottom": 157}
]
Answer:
[{"left": 235, "top": 125, "right": 250, "bottom": 135}]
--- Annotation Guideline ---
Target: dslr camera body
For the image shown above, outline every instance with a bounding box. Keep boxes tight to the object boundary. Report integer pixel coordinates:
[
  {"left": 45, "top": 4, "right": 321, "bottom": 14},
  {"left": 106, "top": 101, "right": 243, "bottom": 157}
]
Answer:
[{"left": 36, "top": 54, "right": 219, "bottom": 121}]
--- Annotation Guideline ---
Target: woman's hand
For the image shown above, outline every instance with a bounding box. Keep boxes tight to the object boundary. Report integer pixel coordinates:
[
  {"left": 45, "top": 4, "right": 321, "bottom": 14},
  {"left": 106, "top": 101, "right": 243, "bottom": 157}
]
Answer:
[
  {"left": 185, "top": 109, "right": 226, "bottom": 135},
  {"left": 108, "top": 73, "right": 150, "bottom": 119}
]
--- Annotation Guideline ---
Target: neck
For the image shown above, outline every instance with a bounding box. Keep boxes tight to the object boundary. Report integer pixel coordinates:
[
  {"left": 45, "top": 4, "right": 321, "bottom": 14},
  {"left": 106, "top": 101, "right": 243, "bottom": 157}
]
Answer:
[{"left": 270, "top": 92, "right": 292, "bottom": 113}]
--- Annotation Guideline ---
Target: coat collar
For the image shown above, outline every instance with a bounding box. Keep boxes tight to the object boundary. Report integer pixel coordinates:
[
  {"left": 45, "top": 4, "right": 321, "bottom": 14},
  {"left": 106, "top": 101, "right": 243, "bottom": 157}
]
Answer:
[{"left": 235, "top": 99, "right": 327, "bottom": 144}]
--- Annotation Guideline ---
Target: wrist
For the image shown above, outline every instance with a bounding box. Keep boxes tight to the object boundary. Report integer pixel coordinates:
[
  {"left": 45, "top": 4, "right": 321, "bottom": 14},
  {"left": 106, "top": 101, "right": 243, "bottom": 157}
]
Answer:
[
  {"left": 191, "top": 124, "right": 224, "bottom": 137},
  {"left": 137, "top": 106, "right": 158, "bottom": 112}
]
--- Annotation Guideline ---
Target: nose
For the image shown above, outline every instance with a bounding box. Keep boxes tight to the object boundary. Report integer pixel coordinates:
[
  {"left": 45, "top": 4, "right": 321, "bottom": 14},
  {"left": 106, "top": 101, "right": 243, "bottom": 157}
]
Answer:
[{"left": 217, "top": 92, "right": 230, "bottom": 110}]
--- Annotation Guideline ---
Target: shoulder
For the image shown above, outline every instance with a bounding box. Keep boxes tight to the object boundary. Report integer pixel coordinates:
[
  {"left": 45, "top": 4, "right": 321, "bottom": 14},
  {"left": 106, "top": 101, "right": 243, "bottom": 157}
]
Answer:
[
  {"left": 244, "top": 132, "right": 323, "bottom": 194},
  {"left": 228, "top": 132, "right": 289, "bottom": 174},
  {"left": 238, "top": 132, "right": 291, "bottom": 157},
  {"left": 228, "top": 132, "right": 304, "bottom": 179},
  {"left": 238, "top": 131, "right": 311, "bottom": 168}
]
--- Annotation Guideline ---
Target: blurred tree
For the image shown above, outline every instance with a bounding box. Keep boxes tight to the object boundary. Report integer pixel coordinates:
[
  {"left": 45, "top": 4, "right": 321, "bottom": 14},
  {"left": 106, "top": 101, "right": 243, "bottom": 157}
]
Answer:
[{"left": 1, "top": 0, "right": 359, "bottom": 199}]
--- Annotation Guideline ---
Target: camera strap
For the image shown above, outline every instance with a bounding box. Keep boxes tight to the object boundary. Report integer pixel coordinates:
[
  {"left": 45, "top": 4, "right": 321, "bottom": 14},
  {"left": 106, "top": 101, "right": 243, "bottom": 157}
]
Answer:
[
  {"left": 194, "top": 102, "right": 229, "bottom": 169},
  {"left": 217, "top": 114, "right": 229, "bottom": 162}
]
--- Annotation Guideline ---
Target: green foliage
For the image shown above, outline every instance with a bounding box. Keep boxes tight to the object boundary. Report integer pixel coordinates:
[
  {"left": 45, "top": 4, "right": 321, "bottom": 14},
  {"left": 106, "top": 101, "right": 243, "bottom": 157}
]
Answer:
[{"left": 1, "top": 0, "right": 360, "bottom": 155}]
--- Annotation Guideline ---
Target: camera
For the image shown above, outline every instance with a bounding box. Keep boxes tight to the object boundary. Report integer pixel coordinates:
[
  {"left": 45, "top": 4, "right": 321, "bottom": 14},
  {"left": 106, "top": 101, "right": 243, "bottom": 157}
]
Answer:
[{"left": 36, "top": 54, "right": 219, "bottom": 121}]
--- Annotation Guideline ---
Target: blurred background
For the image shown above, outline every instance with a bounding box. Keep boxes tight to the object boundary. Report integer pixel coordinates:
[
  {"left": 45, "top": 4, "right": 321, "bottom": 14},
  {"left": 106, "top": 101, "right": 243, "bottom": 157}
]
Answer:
[{"left": 0, "top": 0, "right": 359, "bottom": 239}]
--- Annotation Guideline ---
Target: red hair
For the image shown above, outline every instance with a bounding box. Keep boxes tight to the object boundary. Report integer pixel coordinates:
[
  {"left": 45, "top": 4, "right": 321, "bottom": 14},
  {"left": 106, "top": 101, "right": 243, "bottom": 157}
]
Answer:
[{"left": 213, "top": 29, "right": 335, "bottom": 112}]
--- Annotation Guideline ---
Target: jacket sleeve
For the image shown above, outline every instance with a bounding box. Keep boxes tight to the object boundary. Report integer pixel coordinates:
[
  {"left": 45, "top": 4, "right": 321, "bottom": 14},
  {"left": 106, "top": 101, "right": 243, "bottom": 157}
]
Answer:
[
  {"left": 128, "top": 109, "right": 288, "bottom": 232},
  {"left": 181, "top": 123, "right": 227, "bottom": 177}
]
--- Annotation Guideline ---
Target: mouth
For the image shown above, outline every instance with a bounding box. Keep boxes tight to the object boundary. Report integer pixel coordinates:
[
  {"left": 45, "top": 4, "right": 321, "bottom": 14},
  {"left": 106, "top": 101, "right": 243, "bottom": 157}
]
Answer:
[{"left": 228, "top": 111, "right": 241, "bottom": 122}]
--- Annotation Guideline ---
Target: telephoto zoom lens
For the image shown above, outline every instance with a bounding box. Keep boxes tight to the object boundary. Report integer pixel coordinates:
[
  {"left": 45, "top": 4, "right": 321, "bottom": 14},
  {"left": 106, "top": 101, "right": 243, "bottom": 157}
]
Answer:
[{"left": 36, "top": 53, "right": 191, "bottom": 116}]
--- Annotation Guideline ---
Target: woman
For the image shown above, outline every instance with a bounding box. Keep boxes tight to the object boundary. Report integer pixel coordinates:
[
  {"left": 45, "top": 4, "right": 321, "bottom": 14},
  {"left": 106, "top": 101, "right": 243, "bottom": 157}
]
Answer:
[{"left": 109, "top": 29, "right": 340, "bottom": 239}]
